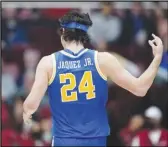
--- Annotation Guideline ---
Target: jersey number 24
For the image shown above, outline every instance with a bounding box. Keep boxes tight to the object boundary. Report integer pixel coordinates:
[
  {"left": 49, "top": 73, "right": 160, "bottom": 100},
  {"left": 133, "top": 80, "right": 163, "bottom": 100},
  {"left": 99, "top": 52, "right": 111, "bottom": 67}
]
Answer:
[{"left": 59, "top": 71, "right": 96, "bottom": 102}]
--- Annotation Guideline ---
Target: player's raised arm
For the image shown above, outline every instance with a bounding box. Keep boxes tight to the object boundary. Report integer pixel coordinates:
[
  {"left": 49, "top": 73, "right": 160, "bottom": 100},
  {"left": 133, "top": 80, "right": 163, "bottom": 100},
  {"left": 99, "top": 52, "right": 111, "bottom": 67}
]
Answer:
[
  {"left": 98, "top": 34, "right": 163, "bottom": 97},
  {"left": 23, "top": 56, "right": 52, "bottom": 124}
]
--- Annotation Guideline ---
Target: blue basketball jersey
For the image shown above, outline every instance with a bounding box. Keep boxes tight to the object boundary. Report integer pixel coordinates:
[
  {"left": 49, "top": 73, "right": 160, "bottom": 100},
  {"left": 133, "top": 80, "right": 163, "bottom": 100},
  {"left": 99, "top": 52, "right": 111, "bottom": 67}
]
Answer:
[{"left": 47, "top": 48, "right": 110, "bottom": 138}]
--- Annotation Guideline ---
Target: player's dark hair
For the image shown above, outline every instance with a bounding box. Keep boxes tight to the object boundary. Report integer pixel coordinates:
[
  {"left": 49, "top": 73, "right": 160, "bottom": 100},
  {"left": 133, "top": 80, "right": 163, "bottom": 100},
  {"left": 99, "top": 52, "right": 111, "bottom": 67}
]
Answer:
[{"left": 58, "top": 11, "right": 93, "bottom": 44}]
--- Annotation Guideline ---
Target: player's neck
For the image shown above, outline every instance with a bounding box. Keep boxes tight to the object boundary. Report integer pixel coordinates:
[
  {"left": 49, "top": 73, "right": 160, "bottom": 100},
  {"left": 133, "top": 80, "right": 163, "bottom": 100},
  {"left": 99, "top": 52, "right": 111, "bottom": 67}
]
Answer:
[{"left": 63, "top": 42, "right": 84, "bottom": 53}]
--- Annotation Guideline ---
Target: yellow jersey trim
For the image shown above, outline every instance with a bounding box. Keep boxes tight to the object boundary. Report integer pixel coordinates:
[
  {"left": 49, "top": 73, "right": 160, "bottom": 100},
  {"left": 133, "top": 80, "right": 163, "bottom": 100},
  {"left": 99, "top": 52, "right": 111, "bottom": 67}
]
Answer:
[
  {"left": 60, "top": 49, "right": 88, "bottom": 58},
  {"left": 95, "top": 51, "right": 107, "bottom": 81},
  {"left": 48, "top": 54, "right": 56, "bottom": 85}
]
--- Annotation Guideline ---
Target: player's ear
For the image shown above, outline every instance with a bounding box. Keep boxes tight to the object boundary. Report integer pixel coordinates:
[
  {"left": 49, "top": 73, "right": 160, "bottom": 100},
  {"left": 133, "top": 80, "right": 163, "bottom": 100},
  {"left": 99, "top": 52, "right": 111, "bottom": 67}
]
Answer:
[{"left": 58, "top": 28, "right": 65, "bottom": 36}]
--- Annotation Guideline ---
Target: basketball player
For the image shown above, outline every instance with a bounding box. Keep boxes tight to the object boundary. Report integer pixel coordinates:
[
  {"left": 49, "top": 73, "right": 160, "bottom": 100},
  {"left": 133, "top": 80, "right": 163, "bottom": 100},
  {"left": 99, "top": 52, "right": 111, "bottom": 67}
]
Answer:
[{"left": 23, "top": 11, "right": 163, "bottom": 146}]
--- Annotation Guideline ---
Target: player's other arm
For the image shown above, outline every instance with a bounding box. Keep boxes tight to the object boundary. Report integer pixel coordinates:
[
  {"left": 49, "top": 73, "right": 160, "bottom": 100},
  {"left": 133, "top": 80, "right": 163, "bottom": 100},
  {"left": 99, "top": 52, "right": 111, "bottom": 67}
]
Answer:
[
  {"left": 23, "top": 56, "right": 51, "bottom": 124},
  {"left": 99, "top": 34, "right": 163, "bottom": 97}
]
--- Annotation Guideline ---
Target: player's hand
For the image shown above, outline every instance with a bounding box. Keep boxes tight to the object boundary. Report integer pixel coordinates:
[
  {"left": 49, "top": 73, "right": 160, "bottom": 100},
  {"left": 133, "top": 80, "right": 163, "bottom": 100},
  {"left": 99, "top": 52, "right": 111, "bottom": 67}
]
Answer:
[
  {"left": 148, "top": 34, "right": 163, "bottom": 58},
  {"left": 23, "top": 112, "right": 32, "bottom": 125}
]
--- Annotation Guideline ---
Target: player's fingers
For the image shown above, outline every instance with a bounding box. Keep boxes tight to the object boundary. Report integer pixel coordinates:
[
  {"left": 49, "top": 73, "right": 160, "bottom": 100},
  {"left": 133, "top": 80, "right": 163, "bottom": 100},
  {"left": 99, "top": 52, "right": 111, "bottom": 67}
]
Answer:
[
  {"left": 152, "top": 34, "right": 160, "bottom": 41},
  {"left": 148, "top": 40, "right": 155, "bottom": 47},
  {"left": 151, "top": 39, "right": 155, "bottom": 43},
  {"left": 152, "top": 34, "right": 162, "bottom": 45},
  {"left": 152, "top": 33, "right": 157, "bottom": 39},
  {"left": 152, "top": 34, "right": 158, "bottom": 44}
]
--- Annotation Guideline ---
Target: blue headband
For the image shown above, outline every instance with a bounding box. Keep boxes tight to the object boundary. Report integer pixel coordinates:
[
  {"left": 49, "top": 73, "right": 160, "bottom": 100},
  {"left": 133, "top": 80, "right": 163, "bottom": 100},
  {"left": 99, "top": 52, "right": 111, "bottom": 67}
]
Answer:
[{"left": 60, "top": 22, "right": 89, "bottom": 32}]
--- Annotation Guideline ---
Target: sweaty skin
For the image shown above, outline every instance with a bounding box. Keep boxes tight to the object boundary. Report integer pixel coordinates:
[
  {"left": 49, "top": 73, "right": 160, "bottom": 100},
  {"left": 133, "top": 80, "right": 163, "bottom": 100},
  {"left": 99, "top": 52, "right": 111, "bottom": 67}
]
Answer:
[{"left": 23, "top": 34, "right": 163, "bottom": 124}]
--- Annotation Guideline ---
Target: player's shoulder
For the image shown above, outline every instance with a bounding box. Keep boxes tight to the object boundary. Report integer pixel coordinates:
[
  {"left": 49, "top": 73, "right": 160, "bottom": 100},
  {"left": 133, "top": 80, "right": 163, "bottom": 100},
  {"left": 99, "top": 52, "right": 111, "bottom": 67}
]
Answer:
[
  {"left": 97, "top": 51, "right": 111, "bottom": 57},
  {"left": 38, "top": 54, "right": 53, "bottom": 71},
  {"left": 97, "top": 51, "right": 116, "bottom": 64},
  {"left": 40, "top": 54, "right": 52, "bottom": 65},
  {"left": 39, "top": 54, "right": 55, "bottom": 84}
]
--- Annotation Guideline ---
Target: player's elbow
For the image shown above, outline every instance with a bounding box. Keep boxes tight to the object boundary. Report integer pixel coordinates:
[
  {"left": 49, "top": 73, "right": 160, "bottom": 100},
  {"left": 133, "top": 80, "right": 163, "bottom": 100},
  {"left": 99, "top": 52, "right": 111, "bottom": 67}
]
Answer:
[
  {"left": 133, "top": 87, "right": 148, "bottom": 97},
  {"left": 134, "top": 90, "right": 146, "bottom": 97}
]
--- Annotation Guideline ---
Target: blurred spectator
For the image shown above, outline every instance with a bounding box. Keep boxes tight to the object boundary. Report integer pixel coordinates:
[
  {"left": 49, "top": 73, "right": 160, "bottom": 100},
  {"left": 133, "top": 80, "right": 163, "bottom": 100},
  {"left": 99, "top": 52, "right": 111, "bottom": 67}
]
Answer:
[
  {"left": 19, "top": 70, "right": 35, "bottom": 96},
  {"left": 40, "top": 119, "right": 52, "bottom": 145},
  {"left": 5, "top": 63, "right": 20, "bottom": 82},
  {"left": 130, "top": 2, "right": 148, "bottom": 46},
  {"left": 2, "top": 8, "right": 29, "bottom": 48},
  {"left": 30, "top": 121, "right": 43, "bottom": 146},
  {"left": 13, "top": 96, "right": 24, "bottom": 132},
  {"left": 2, "top": 128, "right": 23, "bottom": 146},
  {"left": 155, "top": 8, "right": 168, "bottom": 83},
  {"left": 2, "top": 96, "right": 35, "bottom": 146},
  {"left": 2, "top": 102, "right": 10, "bottom": 129},
  {"left": 23, "top": 49, "right": 41, "bottom": 71},
  {"left": 155, "top": 7, "right": 168, "bottom": 50},
  {"left": 156, "top": 53, "right": 168, "bottom": 83},
  {"left": 88, "top": 2, "right": 122, "bottom": 51},
  {"left": 17, "top": 9, "right": 33, "bottom": 20},
  {"left": 131, "top": 106, "right": 168, "bottom": 146},
  {"left": 120, "top": 115, "right": 144, "bottom": 146},
  {"left": 2, "top": 127, "right": 35, "bottom": 146},
  {"left": 2, "top": 60, "right": 17, "bottom": 102},
  {"left": 39, "top": 107, "right": 52, "bottom": 145}
]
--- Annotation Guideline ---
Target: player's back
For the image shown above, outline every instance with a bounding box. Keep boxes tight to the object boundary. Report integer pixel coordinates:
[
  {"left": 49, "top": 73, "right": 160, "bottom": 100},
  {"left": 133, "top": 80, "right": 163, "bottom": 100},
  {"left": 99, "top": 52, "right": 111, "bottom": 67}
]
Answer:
[{"left": 48, "top": 48, "right": 110, "bottom": 138}]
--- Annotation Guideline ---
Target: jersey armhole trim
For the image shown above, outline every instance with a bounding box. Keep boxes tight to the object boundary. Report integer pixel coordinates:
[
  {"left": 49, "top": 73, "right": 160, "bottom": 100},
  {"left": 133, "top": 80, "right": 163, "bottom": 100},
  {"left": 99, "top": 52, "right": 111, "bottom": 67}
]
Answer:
[
  {"left": 48, "top": 54, "right": 56, "bottom": 85},
  {"left": 94, "top": 51, "right": 107, "bottom": 81}
]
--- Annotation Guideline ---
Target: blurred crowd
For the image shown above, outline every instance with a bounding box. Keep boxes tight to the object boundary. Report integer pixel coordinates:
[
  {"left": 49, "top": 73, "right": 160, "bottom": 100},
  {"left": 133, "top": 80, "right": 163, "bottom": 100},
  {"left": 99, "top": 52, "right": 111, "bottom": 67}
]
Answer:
[{"left": 1, "top": 2, "right": 168, "bottom": 146}]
